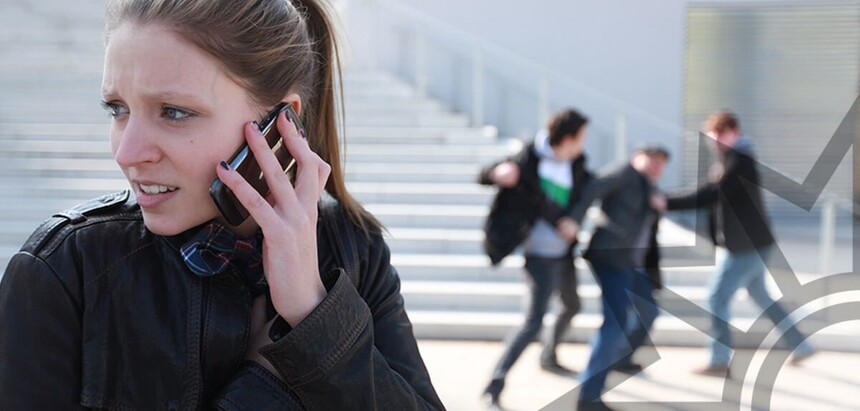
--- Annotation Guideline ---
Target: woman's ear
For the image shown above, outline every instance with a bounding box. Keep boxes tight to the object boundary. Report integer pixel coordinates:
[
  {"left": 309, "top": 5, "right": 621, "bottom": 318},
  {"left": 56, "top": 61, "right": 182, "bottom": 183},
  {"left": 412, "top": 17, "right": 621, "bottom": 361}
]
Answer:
[{"left": 283, "top": 92, "right": 302, "bottom": 116}]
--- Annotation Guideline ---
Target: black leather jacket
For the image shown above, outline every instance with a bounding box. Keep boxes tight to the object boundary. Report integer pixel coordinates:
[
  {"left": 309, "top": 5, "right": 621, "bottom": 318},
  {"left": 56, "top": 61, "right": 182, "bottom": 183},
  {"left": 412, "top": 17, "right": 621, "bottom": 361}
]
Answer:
[
  {"left": 0, "top": 191, "right": 444, "bottom": 410},
  {"left": 477, "top": 142, "right": 590, "bottom": 265},
  {"left": 666, "top": 144, "right": 775, "bottom": 252}
]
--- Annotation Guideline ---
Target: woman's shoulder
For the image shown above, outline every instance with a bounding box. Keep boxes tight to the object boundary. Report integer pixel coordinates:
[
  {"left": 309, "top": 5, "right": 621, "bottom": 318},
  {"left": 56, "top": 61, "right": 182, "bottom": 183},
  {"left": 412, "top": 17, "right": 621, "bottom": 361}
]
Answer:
[
  {"left": 5, "top": 191, "right": 146, "bottom": 305},
  {"left": 19, "top": 190, "right": 143, "bottom": 259}
]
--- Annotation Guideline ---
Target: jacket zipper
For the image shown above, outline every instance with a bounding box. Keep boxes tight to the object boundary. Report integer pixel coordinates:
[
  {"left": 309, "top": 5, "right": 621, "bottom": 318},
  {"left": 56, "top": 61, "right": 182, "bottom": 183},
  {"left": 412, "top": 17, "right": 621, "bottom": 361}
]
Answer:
[{"left": 194, "top": 278, "right": 210, "bottom": 408}]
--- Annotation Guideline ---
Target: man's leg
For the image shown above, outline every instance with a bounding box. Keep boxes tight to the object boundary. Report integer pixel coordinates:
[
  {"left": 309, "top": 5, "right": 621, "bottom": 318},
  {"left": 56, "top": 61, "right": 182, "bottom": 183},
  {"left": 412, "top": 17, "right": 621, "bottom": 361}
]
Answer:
[
  {"left": 704, "top": 248, "right": 750, "bottom": 369},
  {"left": 484, "top": 256, "right": 558, "bottom": 400},
  {"left": 616, "top": 269, "right": 658, "bottom": 371},
  {"left": 541, "top": 257, "right": 581, "bottom": 368},
  {"left": 578, "top": 263, "right": 634, "bottom": 403},
  {"left": 742, "top": 246, "right": 815, "bottom": 362}
]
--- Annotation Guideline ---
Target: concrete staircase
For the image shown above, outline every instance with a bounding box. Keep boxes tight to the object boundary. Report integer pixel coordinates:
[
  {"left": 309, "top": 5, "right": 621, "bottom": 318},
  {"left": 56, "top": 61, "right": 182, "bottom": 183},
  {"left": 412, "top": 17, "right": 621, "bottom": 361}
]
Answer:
[{"left": 337, "top": 72, "right": 858, "bottom": 351}]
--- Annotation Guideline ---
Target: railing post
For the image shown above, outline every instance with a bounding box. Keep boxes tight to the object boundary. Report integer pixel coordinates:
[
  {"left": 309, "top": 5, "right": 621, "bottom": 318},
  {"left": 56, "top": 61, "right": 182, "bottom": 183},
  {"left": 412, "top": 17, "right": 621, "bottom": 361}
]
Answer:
[
  {"left": 820, "top": 198, "right": 836, "bottom": 276},
  {"left": 537, "top": 78, "right": 549, "bottom": 129},
  {"left": 414, "top": 26, "right": 428, "bottom": 98},
  {"left": 472, "top": 49, "right": 484, "bottom": 127},
  {"left": 615, "top": 113, "right": 628, "bottom": 162}
]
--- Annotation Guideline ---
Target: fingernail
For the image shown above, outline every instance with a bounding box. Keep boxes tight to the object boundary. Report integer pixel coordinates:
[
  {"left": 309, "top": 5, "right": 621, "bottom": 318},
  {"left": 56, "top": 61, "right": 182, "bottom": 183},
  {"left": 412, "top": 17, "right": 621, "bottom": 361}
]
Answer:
[
  {"left": 252, "top": 120, "right": 259, "bottom": 128},
  {"left": 299, "top": 128, "right": 306, "bottom": 139},
  {"left": 220, "top": 160, "right": 230, "bottom": 171},
  {"left": 284, "top": 112, "right": 293, "bottom": 124}
]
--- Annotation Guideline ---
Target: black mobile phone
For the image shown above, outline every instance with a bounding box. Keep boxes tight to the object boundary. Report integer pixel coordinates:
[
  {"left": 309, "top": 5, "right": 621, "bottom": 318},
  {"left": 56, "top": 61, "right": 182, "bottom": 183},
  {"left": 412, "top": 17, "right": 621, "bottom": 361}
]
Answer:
[{"left": 209, "top": 102, "right": 301, "bottom": 226}]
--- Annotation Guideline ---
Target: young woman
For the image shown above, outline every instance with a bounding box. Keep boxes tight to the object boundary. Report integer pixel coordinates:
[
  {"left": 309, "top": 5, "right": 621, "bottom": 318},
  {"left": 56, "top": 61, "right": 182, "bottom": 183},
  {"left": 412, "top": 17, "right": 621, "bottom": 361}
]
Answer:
[{"left": 0, "top": 0, "right": 444, "bottom": 409}]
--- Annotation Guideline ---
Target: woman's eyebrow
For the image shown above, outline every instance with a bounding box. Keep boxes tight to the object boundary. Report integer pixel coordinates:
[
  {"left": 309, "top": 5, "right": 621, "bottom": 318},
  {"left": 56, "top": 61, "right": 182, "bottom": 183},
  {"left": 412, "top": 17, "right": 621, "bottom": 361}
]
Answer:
[{"left": 100, "top": 87, "right": 213, "bottom": 108}]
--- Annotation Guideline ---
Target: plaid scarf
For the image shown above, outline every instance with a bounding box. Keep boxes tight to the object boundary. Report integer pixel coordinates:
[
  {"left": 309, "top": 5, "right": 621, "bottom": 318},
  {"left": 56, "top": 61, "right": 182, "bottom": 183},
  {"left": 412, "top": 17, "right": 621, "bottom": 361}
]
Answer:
[{"left": 180, "top": 222, "right": 267, "bottom": 296}]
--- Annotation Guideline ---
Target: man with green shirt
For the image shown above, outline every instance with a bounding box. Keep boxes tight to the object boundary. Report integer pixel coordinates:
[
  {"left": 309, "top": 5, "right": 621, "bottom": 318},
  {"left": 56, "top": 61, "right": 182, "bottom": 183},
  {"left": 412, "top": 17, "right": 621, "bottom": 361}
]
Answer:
[{"left": 479, "top": 108, "right": 591, "bottom": 409}]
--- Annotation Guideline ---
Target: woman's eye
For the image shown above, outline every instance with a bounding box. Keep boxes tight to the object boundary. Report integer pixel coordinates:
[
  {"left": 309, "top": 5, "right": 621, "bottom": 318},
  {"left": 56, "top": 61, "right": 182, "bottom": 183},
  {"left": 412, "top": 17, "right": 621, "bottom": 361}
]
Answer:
[
  {"left": 162, "top": 106, "right": 194, "bottom": 122},
  {"left": 100, "top": 101, "right": 128, "bottom": 118}
]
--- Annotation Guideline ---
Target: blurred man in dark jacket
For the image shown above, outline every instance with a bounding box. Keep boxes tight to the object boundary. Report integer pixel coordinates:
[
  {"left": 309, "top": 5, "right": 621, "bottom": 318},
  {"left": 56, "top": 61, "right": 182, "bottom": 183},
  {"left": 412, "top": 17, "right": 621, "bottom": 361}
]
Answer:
[
  {"left": 566, "top": 145, "right": 669, "bottom": 410},
  {"left": 478, "top": 108, "right": 591, "bottom": 409},
  {"left": 660, "top": 111, "right": 815, "bottom": 376}
]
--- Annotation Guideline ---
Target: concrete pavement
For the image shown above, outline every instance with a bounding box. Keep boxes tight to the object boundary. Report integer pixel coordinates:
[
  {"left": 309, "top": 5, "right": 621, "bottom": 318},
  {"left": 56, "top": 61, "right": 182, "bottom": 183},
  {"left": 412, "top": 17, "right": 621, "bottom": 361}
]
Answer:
[{"left": 418, "top": 339, "right": 860, "bottom": 410}]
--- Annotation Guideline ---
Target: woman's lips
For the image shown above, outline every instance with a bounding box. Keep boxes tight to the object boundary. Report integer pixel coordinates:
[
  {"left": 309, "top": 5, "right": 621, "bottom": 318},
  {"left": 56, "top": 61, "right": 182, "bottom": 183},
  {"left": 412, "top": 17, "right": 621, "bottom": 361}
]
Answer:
[{"left": 135, "top": 182, "right": 179, "bottom": 208}]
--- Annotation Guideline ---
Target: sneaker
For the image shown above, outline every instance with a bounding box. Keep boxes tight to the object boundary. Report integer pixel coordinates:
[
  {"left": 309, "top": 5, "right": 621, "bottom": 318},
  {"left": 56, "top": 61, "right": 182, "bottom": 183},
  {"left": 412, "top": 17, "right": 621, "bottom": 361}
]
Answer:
[
  {"left": 540, "top": 359, "right": 577, "bottom": 376},
  {"left": 789, "top": 348, "right": 816, "bottom": 366},
  {"left": 480, "top": 391, "right": 503, "bottom": 411},
  {"left": 692, "top": 363, "right": 730, "bottom": 378},
  {"left": 577, "top": 399, "right": 615, "bottom": 410},
  {"left": 614, "top": 362, "right": 644, "bottom": 374}
]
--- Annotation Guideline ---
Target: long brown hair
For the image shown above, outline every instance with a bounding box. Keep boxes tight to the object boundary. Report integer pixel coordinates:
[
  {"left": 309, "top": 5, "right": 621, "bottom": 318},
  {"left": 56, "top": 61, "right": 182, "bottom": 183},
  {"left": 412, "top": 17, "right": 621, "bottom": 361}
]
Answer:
[{"left": 105, "top": 0, "right": 380, "bottom": 234}]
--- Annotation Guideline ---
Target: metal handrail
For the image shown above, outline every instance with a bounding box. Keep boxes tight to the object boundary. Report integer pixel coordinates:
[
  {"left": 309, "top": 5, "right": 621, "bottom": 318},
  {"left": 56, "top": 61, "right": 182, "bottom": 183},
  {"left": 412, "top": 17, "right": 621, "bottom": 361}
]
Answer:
[{"left": 374, "top": 0, "right": 685, "bottom": 136}]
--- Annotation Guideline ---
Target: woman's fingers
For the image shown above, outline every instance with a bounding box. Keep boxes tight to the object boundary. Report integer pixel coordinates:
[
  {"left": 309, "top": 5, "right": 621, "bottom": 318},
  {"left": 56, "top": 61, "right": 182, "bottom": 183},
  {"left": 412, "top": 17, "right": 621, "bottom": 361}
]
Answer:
[
  {"left": 243, "top": 119, "right": 299, "bottom": 210},
  {"left": 228, "top": 108, "right": 330, "bottom": 226},
  {"left": 276, "top": 111, "right": 330, "bottom": 210},
  {"left": 215, "top": 159, "right": 281, "bottom": 230}
]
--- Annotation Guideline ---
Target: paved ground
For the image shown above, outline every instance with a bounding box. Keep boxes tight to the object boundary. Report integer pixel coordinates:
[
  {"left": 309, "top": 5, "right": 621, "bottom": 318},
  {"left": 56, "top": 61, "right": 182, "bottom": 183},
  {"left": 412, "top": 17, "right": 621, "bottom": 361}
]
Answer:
[{"left": 418, "top": 339, "right": 860, "bottom": 410}]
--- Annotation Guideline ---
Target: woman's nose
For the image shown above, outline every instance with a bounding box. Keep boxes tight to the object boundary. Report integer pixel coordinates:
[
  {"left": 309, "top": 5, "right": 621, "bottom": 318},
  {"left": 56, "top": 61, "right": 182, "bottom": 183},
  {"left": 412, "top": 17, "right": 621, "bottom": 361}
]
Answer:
[{"left": 112, "top": 116, "right": 162, "bottom": 167}]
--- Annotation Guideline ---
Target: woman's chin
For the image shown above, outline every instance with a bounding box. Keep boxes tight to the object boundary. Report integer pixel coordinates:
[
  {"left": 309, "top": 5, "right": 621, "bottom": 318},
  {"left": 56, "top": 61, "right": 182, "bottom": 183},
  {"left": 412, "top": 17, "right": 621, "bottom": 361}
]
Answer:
[{"left": 142, "top": 213, "right": 210, "bottom": 236}]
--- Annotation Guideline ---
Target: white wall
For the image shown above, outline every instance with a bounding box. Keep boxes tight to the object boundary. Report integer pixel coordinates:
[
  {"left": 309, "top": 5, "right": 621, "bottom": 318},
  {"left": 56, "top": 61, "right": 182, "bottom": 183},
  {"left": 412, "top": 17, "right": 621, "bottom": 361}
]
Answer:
[{"left": 342, "top": 0, "right": 688, "bottom": 187}]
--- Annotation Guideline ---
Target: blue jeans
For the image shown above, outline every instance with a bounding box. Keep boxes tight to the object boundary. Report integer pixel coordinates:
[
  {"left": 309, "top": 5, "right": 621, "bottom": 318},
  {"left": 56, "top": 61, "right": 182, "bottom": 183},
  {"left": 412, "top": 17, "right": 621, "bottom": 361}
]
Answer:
[
  {"left": 707, "top": 246, "right": 812, "bottom": 366},
  {"left": 486, "top": 256, "right": 580, "bottom": 395},
  {"left": 617, "top": 269, "right": 659, "bottom": 367},
  {"left": 579, "top": 262, "right": 634, "bottom": 402}
]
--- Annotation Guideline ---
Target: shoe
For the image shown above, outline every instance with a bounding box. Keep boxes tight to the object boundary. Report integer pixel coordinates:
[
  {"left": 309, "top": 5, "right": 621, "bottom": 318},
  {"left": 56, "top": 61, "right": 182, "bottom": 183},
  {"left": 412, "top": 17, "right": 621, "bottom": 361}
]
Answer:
[
  {"left": 789, "top": 348, "right": 816, "bottom": 366},
  {"left": 614, "top": 361, "right": 643, "bottom": 374},
  {"left": 480, "top": 391, "right": 503, "bottom": 411},
  {"left": 577, "top": 399, "right": 615, "bottom": 410},
  {"left": 540, "top": 359, "right": 577, "bottom": 376},
  {"left": 692, "top": 363, "right": 730, "bottom": 378}
]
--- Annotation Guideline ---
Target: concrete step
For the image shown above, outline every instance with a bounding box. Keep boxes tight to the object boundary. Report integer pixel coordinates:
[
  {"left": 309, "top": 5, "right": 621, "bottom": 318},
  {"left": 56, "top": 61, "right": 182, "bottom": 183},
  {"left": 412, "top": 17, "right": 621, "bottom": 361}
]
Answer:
[
  {"left": 343, "top": 97, "right": 444, "bottom": 112},
  {"left": 349, "top": 182, "right": 494, "bottom": 205},
  {"left": 343, "top": 104, "right": 469, "bottom": 121},
  {"left": 345, "top": 163, "right": 480, "bottom": 184},
  {"left": 383, "top": 217, "right": 701, "bottom": 255},
  {"left": 390, "top": 254, "right": 719, "bottom": 287},
  {"left": 0, "top": 123, "right": 110, "bottom": 139},
  {"left": 0, "top": 178, "right": 127, "bottom": 199},
  {"left": 346, "top": 114, "right": 470, "bottom": 128},
  {"left": 0, "top": 140, "right": 113, "bottom": 159},
  {"left": 407, "top": 310, "right": 851, "bottom": 351},
  {"left": 345, "top": 142, "right": 517, "bottom": 164},
  {"left": 0, "top": 158, "right": 122, "bottom": 179},
  {"left": 345, "top": 126, "right": 497, "bottom": 143},
  {"left": 400, "top": 280, "right": 795, "bottom": 319},
  {"left": 368, "top": 204, "right": 487, "bottom": 229}
]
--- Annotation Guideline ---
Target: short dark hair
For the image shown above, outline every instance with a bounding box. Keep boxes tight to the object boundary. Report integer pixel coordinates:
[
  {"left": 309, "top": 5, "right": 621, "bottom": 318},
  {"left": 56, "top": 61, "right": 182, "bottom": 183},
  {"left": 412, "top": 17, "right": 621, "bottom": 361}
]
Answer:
[
  {"left": 547, "top": 108, "right": 588, "bottom": 147},
  {"left": 634, "top": 143, "right": 671, "bottom": 160},
  {"left": 703, "top": 110, "right": 740, "bottom": 134}
]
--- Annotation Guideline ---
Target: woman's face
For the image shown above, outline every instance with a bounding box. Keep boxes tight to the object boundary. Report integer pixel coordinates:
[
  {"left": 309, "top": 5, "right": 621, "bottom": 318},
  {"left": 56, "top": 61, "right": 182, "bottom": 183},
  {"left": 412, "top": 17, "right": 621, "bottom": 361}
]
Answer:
[{"left": 102, "top": 23, "right": 259, "bottom": 235}]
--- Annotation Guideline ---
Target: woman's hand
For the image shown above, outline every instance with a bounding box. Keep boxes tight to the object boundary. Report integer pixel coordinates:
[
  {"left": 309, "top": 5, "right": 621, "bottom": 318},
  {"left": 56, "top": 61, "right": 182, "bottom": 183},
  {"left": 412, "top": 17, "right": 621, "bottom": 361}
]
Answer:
[{"left": 216, "top": 110, "right": 331, "bottom": 327}]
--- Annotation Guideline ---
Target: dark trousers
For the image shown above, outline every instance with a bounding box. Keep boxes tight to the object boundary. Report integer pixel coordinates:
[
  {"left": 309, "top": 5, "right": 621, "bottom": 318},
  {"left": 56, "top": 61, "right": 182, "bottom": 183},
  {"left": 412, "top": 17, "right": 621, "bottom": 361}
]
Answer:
[
  {"left": 579, "top": 262, "right": 635, "bottom": 402},
  {"left": 485, "top": 255, "right": 580, "bottom": 395},
  {"left": 618, "top": 269, "right": 659, "bottom": 367}
]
